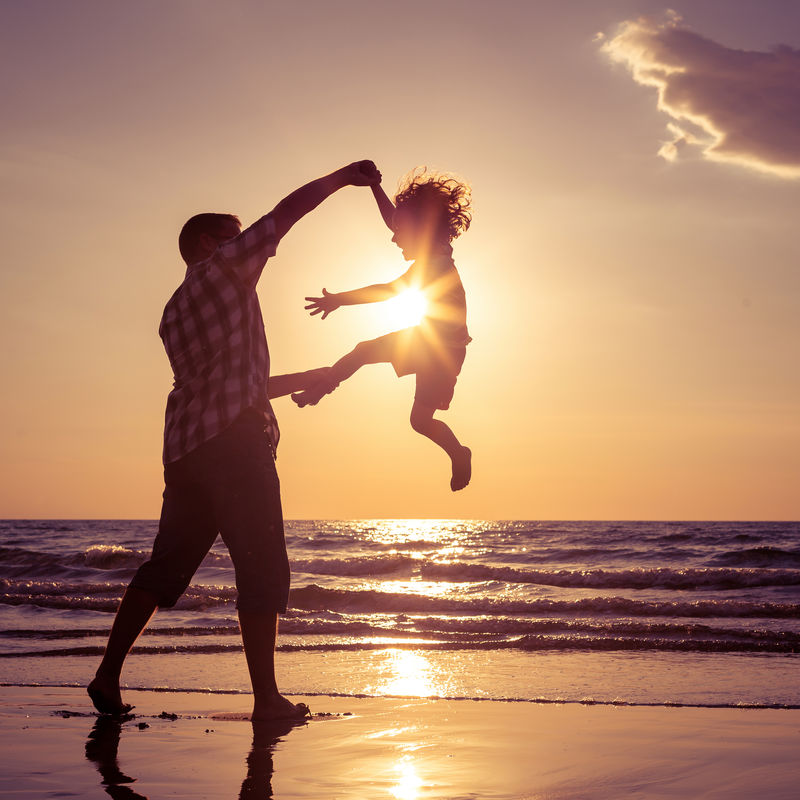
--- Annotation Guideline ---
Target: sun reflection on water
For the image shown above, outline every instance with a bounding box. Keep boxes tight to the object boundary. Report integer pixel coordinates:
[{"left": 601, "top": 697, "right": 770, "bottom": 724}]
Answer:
[
  {"left": 373, "top": 648, "right": 454, "bottom": 698},
  {"left": 355, "top": 519, "right": 470, "bottom": 546},
  {"left": 390, "top": 755, "right": 422, "bottom": 800}
]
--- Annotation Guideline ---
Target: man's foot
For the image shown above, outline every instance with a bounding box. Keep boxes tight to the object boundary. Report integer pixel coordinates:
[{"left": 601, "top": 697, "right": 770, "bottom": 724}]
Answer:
[
  {"left": 291, "top": 378, "right": 337, "bottom": 408},
  {"left": 251, "top": 694, "right": 311, "bottom": 723},
  {"left": 450, "top": 446, "right": 472, "bottom": 492},
  {"left": 87, "top": 674, "right": 134, "bottom": 716}
]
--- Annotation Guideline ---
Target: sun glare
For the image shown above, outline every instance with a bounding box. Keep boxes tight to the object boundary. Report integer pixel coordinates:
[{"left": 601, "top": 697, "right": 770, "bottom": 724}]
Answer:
[
  {"left": 377, "top": 649, "right": 443, "bottom": 697},
  {"left": 390, "top": 756, "right": 423, "bottom": 800},
  {"left": 380, "top": 288, "right": 428, "bottom": 330}
]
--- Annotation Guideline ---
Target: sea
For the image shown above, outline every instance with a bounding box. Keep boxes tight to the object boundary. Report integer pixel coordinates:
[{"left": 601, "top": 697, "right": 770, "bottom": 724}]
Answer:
[{"left": 1, "top": 520, "right": 798, "bottom": 709}]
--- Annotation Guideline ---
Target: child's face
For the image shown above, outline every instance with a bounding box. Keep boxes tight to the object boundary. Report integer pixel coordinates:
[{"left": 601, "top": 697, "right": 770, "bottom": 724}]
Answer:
[{"left": 391, "top": 208, "right": 427, "bottom": 261}]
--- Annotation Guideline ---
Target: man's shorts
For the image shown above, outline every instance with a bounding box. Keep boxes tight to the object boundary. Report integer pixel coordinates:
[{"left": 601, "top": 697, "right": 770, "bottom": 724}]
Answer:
[
  {"left": 130, "top": 410, "right": 289, "bottom": 614},
  {"left": 373, "top": 325, "right": 468, "bottom": 411}
]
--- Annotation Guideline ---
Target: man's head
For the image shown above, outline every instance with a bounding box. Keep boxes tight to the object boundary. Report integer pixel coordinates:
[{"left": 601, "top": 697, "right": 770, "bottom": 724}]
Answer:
[{"left": 178, "top": 213, "right": 242, "bottom": 266}]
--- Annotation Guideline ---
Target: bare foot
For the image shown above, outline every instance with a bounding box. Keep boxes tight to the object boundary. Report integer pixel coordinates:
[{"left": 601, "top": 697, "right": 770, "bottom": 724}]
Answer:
[
  {"left": 450, "top": 446, "right": 472, "bottom": 491},
  {"left": 87, "top": 674, "right": 133, "bottom": 716},
  {"left": 251, "top": 694, "right": 311, "bottom": 723},
  {"left": 291, "top": 378, "right": 337, "bottom": 408}
]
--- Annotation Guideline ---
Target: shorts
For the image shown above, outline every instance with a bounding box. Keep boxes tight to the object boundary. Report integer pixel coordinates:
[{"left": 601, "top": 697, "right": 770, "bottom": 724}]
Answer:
[
  {"left": 374, "top": 325, "right": 468, "bottom": 411},
  {"left": 130, "top": 410, "right": 289, "bottom": 613}
]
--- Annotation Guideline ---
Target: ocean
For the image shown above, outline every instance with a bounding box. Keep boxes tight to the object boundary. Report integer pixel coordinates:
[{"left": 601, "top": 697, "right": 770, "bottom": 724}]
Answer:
[{"left": 1, "top": 520, "right": 798, "bottom": 709}]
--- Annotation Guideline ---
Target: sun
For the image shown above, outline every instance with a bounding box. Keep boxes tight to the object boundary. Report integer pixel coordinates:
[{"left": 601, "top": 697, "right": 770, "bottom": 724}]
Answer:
[{"left": 380, "top": 288, "right": 428, "bottom": 330}]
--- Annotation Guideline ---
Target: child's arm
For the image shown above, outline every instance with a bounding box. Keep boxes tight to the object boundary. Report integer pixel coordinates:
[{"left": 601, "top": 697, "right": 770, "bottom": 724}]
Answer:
[
  {"left": 371, "top": 183, "right": 396, "bottom": 232},
  {"left": 305, "top": 175, "right": 405, "bottom": 320},
  {"left": 304, "top": 272, "right": 412, "bottom": 320}
]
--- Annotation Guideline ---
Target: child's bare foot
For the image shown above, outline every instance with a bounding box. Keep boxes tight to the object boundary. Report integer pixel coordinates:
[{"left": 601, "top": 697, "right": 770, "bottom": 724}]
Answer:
[
  {"left": 252, "top": 694, "right": 311, "bottom": 723},
  {"left": 450, "top": 446, "right": 472, "bottom": 491},
  {"left": 291, "top": 378, "right": 337, "bottom": 408},
  {"left": 87, "top": 673, "right": 134, "bottom": 716}
]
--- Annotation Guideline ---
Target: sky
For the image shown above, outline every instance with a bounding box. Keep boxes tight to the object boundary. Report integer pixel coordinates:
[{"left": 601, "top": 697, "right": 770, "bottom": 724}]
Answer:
[{"left": 1, "top": 0, "right": 798, "bottom": 520}]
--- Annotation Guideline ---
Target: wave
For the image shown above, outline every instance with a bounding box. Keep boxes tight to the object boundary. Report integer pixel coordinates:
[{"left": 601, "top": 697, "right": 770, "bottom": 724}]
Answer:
[
  {"left": 0, "top": 545, "right": 233, "bottom": 579},
  {"left": 289, "top": 585, "right": 800, "bottom": 619},
  {"left": 3, "top": 580, "right": 799, "bottom": 618},
  {"left": 417, "top": 563, "right": 800, "bottom": 590},
  {"left": 4, "top": 631, "right": 797, "bottom": 657},
  {"left": 293, "top": 555, "right": 419, "bottom": 577},
  {"left": 4, "top": 617, "right": 797, "bottom": 648},
  {"left": 0, "top": 579, "right": 237, "bottom": 612},
  {"left": 237, "top": 551, "right": 800, "bottom": 590},
  {"left": 707, "top": 547, "right": 800, "bottom": 569}
]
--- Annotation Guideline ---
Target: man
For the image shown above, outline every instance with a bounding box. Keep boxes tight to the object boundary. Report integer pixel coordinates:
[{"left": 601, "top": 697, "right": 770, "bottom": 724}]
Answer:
[{"left": 88, "top": 160, "right": 380, "bottom": 721}]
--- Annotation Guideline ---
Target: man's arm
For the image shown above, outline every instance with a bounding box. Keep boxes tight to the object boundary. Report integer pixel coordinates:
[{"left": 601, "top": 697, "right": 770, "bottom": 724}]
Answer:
[
  {"left": 270, "top": 160, "right": 380, "bottom": 241},
  {"left": 218, "top": 161, "right": 379, "bottom": 289},
  {"left": 304, "top": 268, "right": 413, "bottom": 320},
  {"left": 268, "top": 367, "right": 334, "bottom": 399}
]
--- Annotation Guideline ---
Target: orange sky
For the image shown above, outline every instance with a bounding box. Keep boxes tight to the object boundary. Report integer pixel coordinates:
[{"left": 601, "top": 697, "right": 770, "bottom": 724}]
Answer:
[{"left": 1, "top": 1, "right": 798, "bottom": 519}]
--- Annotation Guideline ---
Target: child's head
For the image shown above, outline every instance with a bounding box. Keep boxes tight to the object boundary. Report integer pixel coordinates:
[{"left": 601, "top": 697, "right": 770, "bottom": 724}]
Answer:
[{"left": 391, "top": 169, "right": 471, "bottom": 258}]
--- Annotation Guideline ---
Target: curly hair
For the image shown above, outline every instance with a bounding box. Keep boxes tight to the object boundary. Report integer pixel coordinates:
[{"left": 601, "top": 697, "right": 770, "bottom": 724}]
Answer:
[{"left": 393, "top": 168, "right": 472, "bottom": 242}]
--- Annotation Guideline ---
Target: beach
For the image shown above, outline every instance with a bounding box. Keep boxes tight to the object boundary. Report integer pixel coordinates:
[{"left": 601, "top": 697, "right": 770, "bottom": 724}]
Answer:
[
  {"left": 3, "top": 685, "right": 799, "bottom": 799},
  {"left": 2, "top": 519, "right": 799, "bottom": 797}
]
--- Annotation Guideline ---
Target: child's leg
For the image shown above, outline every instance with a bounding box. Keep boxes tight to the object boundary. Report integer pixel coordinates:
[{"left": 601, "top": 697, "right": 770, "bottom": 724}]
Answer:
[
  {"left": 409, "top": 400, "right": 472, "bottom": 491},
  {"left": 292, "top": 336, "right": 397, "bottom": 407}
]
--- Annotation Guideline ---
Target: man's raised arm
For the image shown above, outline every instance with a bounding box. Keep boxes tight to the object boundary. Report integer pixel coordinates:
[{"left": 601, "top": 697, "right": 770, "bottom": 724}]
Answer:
[{"left": 270, "top": 160, "right": 380, "bottom": 241}]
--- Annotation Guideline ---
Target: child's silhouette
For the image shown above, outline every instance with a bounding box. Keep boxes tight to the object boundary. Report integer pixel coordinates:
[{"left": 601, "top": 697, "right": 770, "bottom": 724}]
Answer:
[{"left": 293, "top": 169, "right": 473, "bottom": 491}]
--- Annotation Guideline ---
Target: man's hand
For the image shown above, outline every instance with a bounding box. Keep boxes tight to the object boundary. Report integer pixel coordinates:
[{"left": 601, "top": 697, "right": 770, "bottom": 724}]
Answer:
[
  {"left": 305, "top": 288, "right": 341, "bottom": 320},
  {"left": 342, "top": 160, "right": 381, "bottom": 186}
]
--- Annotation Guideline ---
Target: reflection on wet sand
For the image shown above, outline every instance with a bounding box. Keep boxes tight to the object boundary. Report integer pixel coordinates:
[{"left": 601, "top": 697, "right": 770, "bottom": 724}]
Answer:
[
  {"left": 85, "top": 715, "right": 303, "bottom": 800},
  {"left": 239, "top": 718, "right": 300, "bottom": 799},
  {"left": 85, "top": 715, "right": 148, "bottom": 800}
]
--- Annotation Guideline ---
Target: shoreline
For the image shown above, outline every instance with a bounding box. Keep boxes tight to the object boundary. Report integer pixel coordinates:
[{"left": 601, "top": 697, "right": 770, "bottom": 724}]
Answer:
[
  {"left": 3, "top": 686, "right": 799, "bottom": 799},
  {"left": 4, "top": 681, "right": 800, "bottom": 711}
]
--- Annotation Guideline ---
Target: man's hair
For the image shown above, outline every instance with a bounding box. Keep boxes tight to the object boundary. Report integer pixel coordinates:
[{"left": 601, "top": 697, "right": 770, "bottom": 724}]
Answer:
[
  {"left": 394, "top": 169, "right": 472, "bottom": 242},
  {"left": 178, "top": 213, "right": 241, "bottom": 265}
]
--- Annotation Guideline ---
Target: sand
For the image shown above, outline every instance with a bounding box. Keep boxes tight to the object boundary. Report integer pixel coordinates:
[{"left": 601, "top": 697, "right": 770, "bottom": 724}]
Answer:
[{"left": 2, "top": 685, "right": 799, "bottom": 799}]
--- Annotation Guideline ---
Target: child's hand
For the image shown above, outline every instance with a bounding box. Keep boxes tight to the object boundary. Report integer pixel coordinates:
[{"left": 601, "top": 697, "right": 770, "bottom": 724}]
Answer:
[
  {"left": 342, "top": 160, "right": 381, "bottom": 186},
  {"left": 299, "top": 366, "right": 338, "bottom": 391},
  {"left": 304, "top": 288, "right": 341, "bottom": 320}
]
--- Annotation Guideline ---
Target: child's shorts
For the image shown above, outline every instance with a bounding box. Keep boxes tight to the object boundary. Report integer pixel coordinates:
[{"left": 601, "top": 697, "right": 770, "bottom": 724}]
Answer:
[{"left": 374, "top": 325, "right": 468, "bottom": 411}]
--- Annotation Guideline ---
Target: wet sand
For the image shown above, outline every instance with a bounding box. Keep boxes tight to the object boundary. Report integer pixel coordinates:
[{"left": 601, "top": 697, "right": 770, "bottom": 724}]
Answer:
[{"left": 2, "top": 685, "right": 799, "bottom": 799}]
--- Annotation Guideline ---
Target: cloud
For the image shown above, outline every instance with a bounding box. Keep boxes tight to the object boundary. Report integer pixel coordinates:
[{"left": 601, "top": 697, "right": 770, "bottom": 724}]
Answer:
[{"left": 599, "top": 12, "right": 800, "bottom": 178}]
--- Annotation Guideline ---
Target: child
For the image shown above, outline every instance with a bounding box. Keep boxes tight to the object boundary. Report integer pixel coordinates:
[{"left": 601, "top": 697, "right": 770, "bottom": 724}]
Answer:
[{"left": 292, "top": 169, "right": 473, "bottom": 491}]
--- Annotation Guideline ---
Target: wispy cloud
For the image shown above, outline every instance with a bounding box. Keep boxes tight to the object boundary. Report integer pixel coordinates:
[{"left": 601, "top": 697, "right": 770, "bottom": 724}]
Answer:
[{"left": 599, "top": 11, "right": 800, "bottom": 178}]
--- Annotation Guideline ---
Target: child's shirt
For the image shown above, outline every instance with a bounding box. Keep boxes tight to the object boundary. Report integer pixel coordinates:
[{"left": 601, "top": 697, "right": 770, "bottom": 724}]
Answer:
[{"left": 408, "top": 246, "right": 471, "bottom": 347}]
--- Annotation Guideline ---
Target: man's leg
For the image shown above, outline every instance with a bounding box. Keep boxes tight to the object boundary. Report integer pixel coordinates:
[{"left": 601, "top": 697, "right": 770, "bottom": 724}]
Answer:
[
  {"left": 88, "top": 461, "right": 218, "bottom": 715},
  {"left": 88, "top": 586, "right": 158, "bottom": 714},
  {"left": 410, "top": 399, "right": 472, "bottom": 491},
  {"left": 238, "top": 611, "right": 308, "bottom": 721},
  {"left": 214, "top": 416, "right": 308, "bottom": 721}
]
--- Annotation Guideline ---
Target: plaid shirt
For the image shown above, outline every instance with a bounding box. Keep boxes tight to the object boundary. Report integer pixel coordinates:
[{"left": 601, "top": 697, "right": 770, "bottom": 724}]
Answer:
[{"left": 160, "top": 214, "right": 281, "bottom": 464}]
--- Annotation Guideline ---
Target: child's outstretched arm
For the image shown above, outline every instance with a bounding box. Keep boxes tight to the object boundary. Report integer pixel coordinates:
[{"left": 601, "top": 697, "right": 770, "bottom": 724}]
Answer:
[
  {"left": 304, "top": 272, "right": 411, "bottom": 320},
  {"left": 371, "top": 182, "right": 396, "bottom": 232},
  {"left": 305, "top": 173, "right": 408, "bottom": 320}
]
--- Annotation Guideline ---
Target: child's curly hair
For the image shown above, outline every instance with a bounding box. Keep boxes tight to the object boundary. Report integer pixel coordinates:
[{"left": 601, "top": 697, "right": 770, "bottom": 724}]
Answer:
[{"left": 394, "top": 168, "right": 472, "bottom": 242}]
